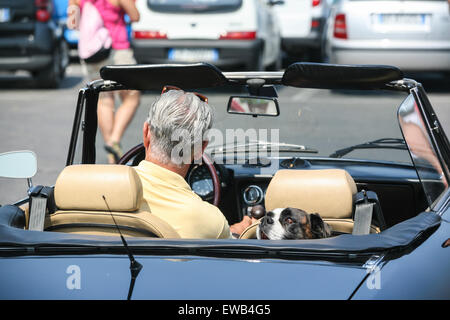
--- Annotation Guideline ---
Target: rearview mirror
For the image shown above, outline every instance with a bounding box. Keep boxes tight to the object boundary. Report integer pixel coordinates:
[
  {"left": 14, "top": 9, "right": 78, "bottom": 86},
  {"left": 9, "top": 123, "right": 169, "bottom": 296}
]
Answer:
[
  {"left": 0, "top": 151, "right": 37, "bottom": 179},
  {"left": 227, "top": 96, "right": 280, "bottom": 117}
]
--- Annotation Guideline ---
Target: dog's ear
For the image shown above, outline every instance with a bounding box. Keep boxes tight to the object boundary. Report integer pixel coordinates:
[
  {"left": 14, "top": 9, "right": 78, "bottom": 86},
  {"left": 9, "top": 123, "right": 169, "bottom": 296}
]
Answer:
[{"left": 310, "top": 213, "right": 332, "bottom": 238}]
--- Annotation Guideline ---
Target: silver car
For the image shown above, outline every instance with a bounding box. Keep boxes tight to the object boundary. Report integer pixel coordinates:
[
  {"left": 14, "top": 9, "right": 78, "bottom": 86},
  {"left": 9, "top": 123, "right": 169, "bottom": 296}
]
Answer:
[{"left": 323, "top": 0, "right": 450, "bottom": 72}]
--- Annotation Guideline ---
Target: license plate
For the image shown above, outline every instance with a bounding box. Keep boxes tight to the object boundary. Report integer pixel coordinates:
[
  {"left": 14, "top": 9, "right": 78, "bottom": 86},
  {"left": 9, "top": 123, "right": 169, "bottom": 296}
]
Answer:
[
  {"left": 372, "top": 14, "right": 430, "bottom": 32},
  {"left": 0, "top": 8, "right": 10, "bottom": 23},
  {"left": 168, "top": 49, "right": 218, "bottom": 62}
]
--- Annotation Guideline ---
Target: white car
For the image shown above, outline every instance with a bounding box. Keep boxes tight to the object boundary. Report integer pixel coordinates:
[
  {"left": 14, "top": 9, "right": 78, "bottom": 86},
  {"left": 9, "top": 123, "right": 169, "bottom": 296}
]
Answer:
[
  {"left": 323, "top": 0, "right": 450, "bottom": 72},
  {"left": 273, "top": 0, "right": 331, "bottom": 61},
  {"left": 131, "top": 0, "right": 282, "bottom": 71}
]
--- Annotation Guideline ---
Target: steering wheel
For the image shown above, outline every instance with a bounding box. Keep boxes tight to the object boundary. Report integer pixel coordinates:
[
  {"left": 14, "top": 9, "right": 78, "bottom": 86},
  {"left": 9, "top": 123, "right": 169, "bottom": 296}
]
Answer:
[{"left": 118, "top": 143, "right": 221, "bottom": 207}]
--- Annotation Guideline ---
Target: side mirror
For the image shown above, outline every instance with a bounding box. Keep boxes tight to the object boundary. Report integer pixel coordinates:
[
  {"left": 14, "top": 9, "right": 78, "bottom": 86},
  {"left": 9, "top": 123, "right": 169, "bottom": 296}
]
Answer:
[
  {"left": 227, "top": 96, "right": 280, "bottom": 117},
  {"left": 0, "top": 151, "right": 37, "bottom": 179}
]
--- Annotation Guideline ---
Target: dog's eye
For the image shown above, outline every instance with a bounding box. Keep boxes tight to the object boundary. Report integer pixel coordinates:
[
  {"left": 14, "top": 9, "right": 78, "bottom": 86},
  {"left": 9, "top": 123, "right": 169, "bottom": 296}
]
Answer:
[{"left": 285, "top": 217, "right": 295, "bottom": 224}]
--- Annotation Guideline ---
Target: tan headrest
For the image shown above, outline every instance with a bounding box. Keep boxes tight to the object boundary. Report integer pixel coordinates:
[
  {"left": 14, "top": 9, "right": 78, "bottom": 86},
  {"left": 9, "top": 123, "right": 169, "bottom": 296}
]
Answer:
[
  {"left": 265, "top": 169, "right": 357, "bottom": 219},
  {"left": 55, "top": 165, "right": 143, "bottom": 212}
]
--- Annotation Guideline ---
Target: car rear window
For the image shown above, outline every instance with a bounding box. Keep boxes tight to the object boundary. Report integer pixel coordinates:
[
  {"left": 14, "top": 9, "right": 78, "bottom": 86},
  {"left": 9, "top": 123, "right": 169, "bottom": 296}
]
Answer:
[{"left": 148, "top": 0, "right": 243, "bottom": 13}]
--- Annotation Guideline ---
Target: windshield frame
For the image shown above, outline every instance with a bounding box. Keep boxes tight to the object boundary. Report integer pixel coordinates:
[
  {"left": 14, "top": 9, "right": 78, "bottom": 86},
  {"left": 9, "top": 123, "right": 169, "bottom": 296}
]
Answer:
[{"left": 405, "top": 85, "right": 450, "bottom": 212}]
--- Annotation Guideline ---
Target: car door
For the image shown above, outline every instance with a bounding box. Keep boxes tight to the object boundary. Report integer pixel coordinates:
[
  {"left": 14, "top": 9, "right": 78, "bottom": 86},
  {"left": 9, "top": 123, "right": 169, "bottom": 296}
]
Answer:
[{"left": 273, "top": 0, "right": 312, "bottom": 40}]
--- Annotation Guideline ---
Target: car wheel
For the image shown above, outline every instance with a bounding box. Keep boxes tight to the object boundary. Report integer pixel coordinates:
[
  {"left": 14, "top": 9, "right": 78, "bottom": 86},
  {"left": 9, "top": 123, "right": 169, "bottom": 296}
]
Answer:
[
  {"left": 33, "top": 42, "right": 64, "bottom": 89},
  {"left": 59, "top": 40, "right": 69, "bottom": 79}
]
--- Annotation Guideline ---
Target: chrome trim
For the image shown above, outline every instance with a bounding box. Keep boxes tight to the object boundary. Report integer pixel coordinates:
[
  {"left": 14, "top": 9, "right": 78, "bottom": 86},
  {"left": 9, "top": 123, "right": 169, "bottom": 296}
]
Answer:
[{"left": 243, "top": 185, "right": 264, "bottom": 205}]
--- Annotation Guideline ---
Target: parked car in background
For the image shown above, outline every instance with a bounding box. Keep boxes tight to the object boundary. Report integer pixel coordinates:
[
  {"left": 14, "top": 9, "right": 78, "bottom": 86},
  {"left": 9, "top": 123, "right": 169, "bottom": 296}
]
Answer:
[
  {"left": 131, "top": 0, "right": 282, "bottom": 70},
  {"left": 323, "top": 0, "right": 450, "bottom": 73},
  {"left": 0, "top": 0, "right": 69, "bottom": 88},
  {"left": 273, "top": 0, "right": 331, "bottom": 61}
]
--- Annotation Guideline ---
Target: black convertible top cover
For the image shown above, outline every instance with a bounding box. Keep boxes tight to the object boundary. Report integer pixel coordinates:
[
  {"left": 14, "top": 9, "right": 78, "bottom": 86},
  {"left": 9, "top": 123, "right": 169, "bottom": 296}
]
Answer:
[
  {"left": 100, "top": 63, "right": 229, "bottom": 91},
  {"left": 99, "top": 62, "right": 404, "bottom": 91},
  {"left": 282, "top": 63, "right": 404, "bottom": 90},
  {"left": 0, "top": 212, "right": 440, "bottom": 259}
]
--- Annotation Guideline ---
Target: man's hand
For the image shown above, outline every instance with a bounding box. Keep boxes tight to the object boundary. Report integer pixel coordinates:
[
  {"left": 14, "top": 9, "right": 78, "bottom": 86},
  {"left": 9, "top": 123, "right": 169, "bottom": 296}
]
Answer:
[{"left": 230, "top": 216, "right": 258, "bottom": 236}]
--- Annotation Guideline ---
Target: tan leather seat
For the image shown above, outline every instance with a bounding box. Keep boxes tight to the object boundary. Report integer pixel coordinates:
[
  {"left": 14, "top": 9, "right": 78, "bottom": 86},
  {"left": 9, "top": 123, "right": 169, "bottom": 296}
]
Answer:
[
  {"left": 44, "top": 165, "right": 180, "bottom": 238},
  {"left": 240, "top": 169, "right": 379, "bottom": 239}
]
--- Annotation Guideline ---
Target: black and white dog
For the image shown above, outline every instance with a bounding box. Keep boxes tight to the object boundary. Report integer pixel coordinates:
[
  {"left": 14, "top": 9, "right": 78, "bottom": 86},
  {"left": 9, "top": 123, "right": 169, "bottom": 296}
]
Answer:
[{"left": 257, "top": 207, "right": 332, "bottom": 240}]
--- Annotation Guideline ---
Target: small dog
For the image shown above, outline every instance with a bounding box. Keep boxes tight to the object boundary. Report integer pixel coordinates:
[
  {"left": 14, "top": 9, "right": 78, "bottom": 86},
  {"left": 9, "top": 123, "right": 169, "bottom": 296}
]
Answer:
[{"left": 257, "top": 207, "right": 332, "bottom": 240}]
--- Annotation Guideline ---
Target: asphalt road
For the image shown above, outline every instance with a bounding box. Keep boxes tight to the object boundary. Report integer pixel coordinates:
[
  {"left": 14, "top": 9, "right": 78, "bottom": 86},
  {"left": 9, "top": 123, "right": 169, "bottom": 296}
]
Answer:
[{"left": 0, "top": 64, "right": 449, "bottom": 205}]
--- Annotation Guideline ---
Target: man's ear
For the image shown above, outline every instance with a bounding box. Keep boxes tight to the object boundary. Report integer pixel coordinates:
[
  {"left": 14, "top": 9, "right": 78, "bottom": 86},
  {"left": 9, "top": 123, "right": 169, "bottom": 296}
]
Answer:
[
  {"left": 192, "top": 141, "right": 208, "bottom": 161},
  {"left": 143, "top": 122, "right": 151, "bottom": 150},
  {"left": 193, "top": 140, "right": 209, "bottom": 162}
]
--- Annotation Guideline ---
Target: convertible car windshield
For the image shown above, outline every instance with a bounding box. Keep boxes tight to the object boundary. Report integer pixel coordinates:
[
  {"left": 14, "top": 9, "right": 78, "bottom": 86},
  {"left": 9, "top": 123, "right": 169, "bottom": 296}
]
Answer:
[
  {"left": 88, "top": 87, "right": 412, "bottom": 166},
  {"left": 210, "top": 88, "right": 411, "bottom": 164}
]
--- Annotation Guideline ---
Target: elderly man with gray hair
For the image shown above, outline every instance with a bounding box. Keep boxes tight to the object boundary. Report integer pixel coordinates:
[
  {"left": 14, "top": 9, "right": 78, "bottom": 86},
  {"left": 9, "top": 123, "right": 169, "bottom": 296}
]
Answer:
[{"left": 134, "top": 87, "right": 255, "bottom": 239}]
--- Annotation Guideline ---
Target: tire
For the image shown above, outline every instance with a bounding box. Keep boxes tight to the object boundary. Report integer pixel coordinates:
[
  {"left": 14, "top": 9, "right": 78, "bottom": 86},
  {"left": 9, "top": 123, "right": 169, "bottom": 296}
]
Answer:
[
  {"left": 33, "top": 41, "right": 67, "bottom": 89},
  {"left": 59, "top": 40, "right": 69, "bottom": 79}
]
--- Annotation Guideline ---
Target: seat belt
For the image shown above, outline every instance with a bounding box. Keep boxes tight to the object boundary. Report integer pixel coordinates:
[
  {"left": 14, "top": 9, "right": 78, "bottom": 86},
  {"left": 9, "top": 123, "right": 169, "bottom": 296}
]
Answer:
[
  {"left": 353, "top": 190, "right": 374, "bottom": 235},
  {"left": 28, "top": 186, "right": 54, "bottom": 231},
  {"left": 353, "top": 202, "right": 374, "bottom": 235}
]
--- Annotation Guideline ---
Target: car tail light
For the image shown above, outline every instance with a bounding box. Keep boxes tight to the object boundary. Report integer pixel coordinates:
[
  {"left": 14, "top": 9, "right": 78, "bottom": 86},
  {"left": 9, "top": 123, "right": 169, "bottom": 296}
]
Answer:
[
  {"left": 311, "top": 19, "right": 320, "bottom": 29},
  {"left": 312, "top": 0, "right": 321, "bottom": 7},
  {"left": 219, "top": 31, "right": 257, "bottom": 40},
  {"left": 35, "top": 0, "right": 52, "bottom": 22},
  {"left": 133, "top": 31, "right": 167, "bottom": 39},
  {"left": 334, "top": 13, "right": 347, "bottom": 39}
]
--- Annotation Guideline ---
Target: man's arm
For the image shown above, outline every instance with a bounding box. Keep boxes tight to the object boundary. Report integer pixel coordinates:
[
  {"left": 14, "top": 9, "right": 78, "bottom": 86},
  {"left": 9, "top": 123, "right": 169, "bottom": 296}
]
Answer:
[{"left": 229, "top": 216, "right": 257, "bottom": 237}]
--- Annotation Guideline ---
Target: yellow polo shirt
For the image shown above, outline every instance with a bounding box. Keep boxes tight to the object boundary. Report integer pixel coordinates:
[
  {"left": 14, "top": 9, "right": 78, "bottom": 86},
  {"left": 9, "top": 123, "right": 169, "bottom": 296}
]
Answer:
[{"left": 133, "top": 160, "right": 232, "bottom": 239}]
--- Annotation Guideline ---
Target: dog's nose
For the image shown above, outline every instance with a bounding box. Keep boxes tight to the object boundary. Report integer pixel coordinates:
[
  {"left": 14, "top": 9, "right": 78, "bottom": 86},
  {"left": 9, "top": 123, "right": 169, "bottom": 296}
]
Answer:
[{"left": 266, "top": 216, "right": 274, "bottom": 224}]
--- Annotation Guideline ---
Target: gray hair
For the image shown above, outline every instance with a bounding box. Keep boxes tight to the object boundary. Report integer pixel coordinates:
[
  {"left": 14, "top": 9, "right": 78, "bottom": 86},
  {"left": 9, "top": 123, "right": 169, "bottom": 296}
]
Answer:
[{"left": 146, "top": 89, "right": 213, "bottom": 166}]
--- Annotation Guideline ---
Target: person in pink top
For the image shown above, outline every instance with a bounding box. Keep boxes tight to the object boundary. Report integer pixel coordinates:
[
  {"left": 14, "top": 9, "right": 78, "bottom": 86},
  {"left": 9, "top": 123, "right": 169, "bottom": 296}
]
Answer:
[{"left": 68, "top": 0, "right": 140, "bottom": 164}]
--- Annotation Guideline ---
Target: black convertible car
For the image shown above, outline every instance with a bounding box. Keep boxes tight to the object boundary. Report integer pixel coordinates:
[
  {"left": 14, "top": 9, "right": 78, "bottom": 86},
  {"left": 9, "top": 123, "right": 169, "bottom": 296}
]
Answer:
[{"left": 0, "top": 62, "right": 449, "bottom": 300}]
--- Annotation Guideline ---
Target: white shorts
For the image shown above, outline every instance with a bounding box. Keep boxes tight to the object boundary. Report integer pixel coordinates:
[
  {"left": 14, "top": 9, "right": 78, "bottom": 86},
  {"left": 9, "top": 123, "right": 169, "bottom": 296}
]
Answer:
[{"left": 81, "top": 48, "right": 136, "bottom": 82}]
